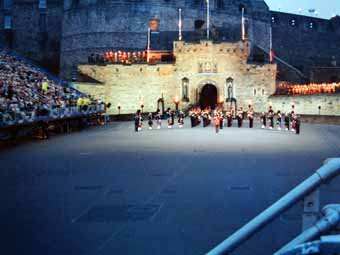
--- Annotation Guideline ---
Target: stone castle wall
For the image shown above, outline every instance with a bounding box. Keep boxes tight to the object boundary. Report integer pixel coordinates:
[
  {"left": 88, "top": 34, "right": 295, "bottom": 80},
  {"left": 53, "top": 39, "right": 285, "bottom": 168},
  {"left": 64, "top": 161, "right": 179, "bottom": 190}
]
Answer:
[
  {"left": 60, "top": 0, "right": 271, "bottom": 79},
  {"left": 73, "top": 40, "right": 277, "bottom": 114},
  {"left": 0, "top": 0, "right": 63, "bottom": 74},
  {"left": 269, "top": 94, "right": 340, "bottom": 116}
]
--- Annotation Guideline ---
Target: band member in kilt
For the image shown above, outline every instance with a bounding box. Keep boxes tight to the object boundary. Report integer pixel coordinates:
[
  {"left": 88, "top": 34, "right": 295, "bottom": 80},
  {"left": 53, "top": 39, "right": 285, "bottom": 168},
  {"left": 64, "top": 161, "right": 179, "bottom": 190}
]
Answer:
[
  {"left": 276, "top": 110, "right": 282, "bottom": 130},
  {"left": 290, "top": 111, "right": 296, "bottom": 133},
  {"left": 260, "top": 112, "right": 267, "bottom": 129},
  {"left": 237, "top": 107, "right": 244, "bottom": 128},
  {"left": 284, "top": 112, "right": 290, "bottom": 131},
  {"left": 178, "top": 110, "right": 184, "bottom": 128},
  {"left": 268, "top": 106, "right": 274, "bottom": 129},
  {"left": 219, "top": 111, "right": 224, "bottom": 129},
  {"left": 213, "top": 114, "right": 221, "bottom": 133},
  {"left": 134, "top": 109, "right": 141, "bottom": 132},
  {"left": 166, "top": 108, "right": 171, "bottom": 128},
  {"left": 148, "top": 113, "right": 153, "bottom": 130},
  {"left": 247, "top": 105, "right": 254, "bottom": 128},
  {"left": 226, "top": 107, "right": 233, "bottom": 127},
  {"left": 155, "top": 109, "right": 162, "bottom": 129},
  {"left": 170, "top": 110, "right": 175, "bottom": 128}
]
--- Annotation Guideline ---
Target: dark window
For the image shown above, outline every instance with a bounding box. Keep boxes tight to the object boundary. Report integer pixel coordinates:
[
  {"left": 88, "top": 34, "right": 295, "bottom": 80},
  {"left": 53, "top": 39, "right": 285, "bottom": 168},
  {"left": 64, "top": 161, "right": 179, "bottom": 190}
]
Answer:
[
  {"left": 217, "top": 0, "right": 224, "bottom": 9},
  {"left": 194, "top": 19, "right": 205, "bottom": 29},
  {"left": 39, "top": 13, "right": 47, "bottom": 31}
]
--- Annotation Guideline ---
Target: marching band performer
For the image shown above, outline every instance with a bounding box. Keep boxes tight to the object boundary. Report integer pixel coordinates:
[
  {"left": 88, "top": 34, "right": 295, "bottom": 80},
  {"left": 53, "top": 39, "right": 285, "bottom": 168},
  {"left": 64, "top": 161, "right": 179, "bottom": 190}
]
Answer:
[
  {"left": 213, "top": 114, "right": 221, "bottom": 133},
  {"left": 284, "top": 112, "right": 290, "bottom": 131},
  {"left": 134, "top": 109, "right": 141, "bottom": 132},
  {"left": 166, "top": 107, "right": 172, "bottom": 128},
  {"left": 237, "top": 107, "right": 244, "bottom": 128},
  {"left": 276, "top": 110, "right": 282, "bottom": 130},
  {"left": 260, "top": 112, "right": 267, "bottom": 129},
  {"left": 178, "top": 110, "right": 184, "bottom": 128},
  {"left": 170, "top": 110, "right": 175, "bottom": 128},
  {"left": 155, "top": 109, "right": 162, "bottom": 129},
  {"left": 226, "top": 106, "right": 233, "bottom": 127},
  {"left": 247, "top": 105, "right": 254, "bottom": 128},
  {"left": 268, "top": 105, "right": 274, "bottom": 129},
  {"left": 147, "top": 112, "right": 153, "bottom": 130},
  {"left": 219, "top": 111, "right": 224, "bottom": 129}
]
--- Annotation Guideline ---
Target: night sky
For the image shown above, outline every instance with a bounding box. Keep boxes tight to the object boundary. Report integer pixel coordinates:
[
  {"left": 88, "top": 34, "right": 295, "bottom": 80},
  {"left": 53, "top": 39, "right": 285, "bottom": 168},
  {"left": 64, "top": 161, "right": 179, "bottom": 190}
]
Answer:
[{"left": 264, "top": 0, "right": 340, "bottom": 19}]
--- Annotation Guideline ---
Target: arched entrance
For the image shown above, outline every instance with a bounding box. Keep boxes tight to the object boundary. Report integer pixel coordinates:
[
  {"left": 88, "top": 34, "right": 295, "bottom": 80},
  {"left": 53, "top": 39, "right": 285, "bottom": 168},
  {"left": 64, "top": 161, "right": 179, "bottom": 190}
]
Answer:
[{"left": 200, "top": 84, "right": 217, "bottom": 109}]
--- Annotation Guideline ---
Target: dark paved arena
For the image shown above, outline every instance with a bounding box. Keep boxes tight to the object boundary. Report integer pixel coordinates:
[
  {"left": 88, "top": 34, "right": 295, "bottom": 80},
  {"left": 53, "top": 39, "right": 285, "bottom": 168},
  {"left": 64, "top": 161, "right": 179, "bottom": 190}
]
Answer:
[{"left": 1, "top": 120, "right": 340, "bottom": 255}]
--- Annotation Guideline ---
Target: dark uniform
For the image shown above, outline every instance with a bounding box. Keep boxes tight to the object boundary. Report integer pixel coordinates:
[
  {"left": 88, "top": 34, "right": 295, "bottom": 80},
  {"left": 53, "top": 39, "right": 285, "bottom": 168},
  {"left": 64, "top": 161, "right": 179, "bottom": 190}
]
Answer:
[
  {"left": 276, "top": 111, "right": 282, "bottom": 130},
  {"left": 237, "top": 108, "right": 244, "bottom": 128},
  {"left": 134, "top": 110, "right": 141, "bottom": 132},
  {"left": 226, "top": 108, "right": 233, "bottom": 127},
  {"left": 247, "top": 105, "right": 254, "bottom": 128},
  {"left": 284, "top": 113, "right": 290, "bottom": 131},
  {"left": 261, "top": 112, "right": 267, "bottom": 129},
  {"left": 268, "top": 106, "right": 274, "bottom": 129},
  {"left": 219, "top": 112, "right": 224, "bottom": 129},
  {"left": 178, "top": 111, "right": 184, "bottom": 128},
  {"left": 148, "top": 113, "right": 153, "bottom": 130}
]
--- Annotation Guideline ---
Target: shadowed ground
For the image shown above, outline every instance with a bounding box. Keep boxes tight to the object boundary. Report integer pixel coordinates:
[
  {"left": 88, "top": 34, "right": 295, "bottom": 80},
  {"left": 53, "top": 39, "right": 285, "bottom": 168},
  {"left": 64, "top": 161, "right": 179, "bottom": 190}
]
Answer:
[{"left": 1, "top": 119, "right": 339, "bottom": 255}]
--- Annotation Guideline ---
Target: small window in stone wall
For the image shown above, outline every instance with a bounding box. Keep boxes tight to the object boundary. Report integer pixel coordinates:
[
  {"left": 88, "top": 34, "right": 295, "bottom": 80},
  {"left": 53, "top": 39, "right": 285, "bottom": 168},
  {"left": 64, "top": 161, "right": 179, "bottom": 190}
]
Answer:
[
  {"left": 217, "top": 0, "right": 224, "bottom": 9},
  {"left": 262, "top": 89, "right": 265, "bottom": 96},
  {"left": 181, "top": 78, "right": 189, "bottom": 102},
  {"left": 253, "top": 88, "right": 256, "bottom": 96},
  {"left": 39, "top": 13, "right": 47, "bottom": 31},
  {"left": 149, "top": 19, "right": 160, "bottom": 32}
]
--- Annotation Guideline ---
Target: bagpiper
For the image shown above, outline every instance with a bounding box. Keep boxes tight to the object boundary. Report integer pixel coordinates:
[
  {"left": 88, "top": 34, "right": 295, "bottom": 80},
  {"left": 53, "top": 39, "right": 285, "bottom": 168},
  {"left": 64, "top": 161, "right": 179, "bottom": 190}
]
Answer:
[
  {"left": 219, "top": 111, "right": 224, "bottom": 129},
  {"left": 260, "top": 112, "right": 267, "bottom": 129},
  {"left": 226, "top": 107, "right": 233, "bottom": 127},
  {"left": 268, "top": 105, "right": 274, "bottom": 129},
  {"left": 155, "top": 109, "right": 162, "bottom": 129},
  {"left": 166, "top": 107, "right": 172, "bottom": 128},
  {"left": 170, "top": 110, "right": 175, "bottom": 128},
  {"left": 276, "top": 110, "right": 282, "bottom": 131},
  {"left": 134, "top": 109, "right": 141, "bottom": 132},
  {"left": 147, "top": 112, "right": 153, "bottom": 130},
  {"left": 237, "top": 107, "right": 244, "bottom": 128},
  {"left": 247, "top": 105, "right": 254, "bottom": 128},
  {"left": 213, "top": 114, "right": 221, "bottom": 133},
  {"left": 284, "top": 112, "right": 290, "bottom": 131},
  {"left": 178, "top": 110, "right": 184, "bottom": 128}
]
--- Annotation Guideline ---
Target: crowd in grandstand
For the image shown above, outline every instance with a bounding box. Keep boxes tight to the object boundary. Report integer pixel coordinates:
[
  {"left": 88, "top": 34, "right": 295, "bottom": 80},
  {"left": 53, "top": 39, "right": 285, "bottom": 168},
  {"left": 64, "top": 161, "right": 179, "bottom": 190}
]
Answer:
[
  {"left": 276, "top": 82, "right": 340, "bottom": 95},
  {"left": 0, "top": 49, "right": 103, "bottom": 127}
]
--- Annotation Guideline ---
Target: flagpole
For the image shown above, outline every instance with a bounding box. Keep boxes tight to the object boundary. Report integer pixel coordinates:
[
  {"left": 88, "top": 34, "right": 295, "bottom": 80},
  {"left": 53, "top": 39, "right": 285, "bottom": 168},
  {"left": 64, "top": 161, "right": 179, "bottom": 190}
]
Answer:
[
  {"left": 179, "top": 8, "right": 182, "bottom": 41},
  {"left": 269, "top": 26, "right": 273, "bottom": 62},
  {"left": 241, "top": 7, "right": 245, "bottom": 41},
  {"left": 206, "top": 0, "right": 210, "bottom": 39},
  {"left": 147, "top": 27, "right": 150, "bottom": 62}
]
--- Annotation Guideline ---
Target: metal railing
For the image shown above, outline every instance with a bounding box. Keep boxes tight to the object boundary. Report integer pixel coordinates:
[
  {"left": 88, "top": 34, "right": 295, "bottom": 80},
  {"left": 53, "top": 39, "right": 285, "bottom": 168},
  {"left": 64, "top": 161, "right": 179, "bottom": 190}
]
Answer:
[
  {"left": 0, "top": 104, "right": 105, "bottom": 128},
  {"left": 207, "top": 158, "right": 340, "bottom": 255}
]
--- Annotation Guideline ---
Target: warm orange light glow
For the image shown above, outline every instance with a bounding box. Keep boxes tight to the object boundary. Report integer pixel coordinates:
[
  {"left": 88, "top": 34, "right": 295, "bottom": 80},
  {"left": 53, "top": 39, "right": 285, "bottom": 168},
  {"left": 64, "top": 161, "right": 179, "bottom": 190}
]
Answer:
[
  {"left": 218, "top": 95, "right": 224, "bottom": 104},
  {"left": 174, "top": 95, "right": 179, "bottom": 104},
  {"left": 277, "top": 82, "right": 340, "bottom": 95}
]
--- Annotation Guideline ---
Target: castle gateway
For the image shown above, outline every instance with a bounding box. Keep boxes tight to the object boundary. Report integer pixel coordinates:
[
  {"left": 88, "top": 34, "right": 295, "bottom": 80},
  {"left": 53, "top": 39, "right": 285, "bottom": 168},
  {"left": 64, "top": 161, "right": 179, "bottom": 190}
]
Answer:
[{"left": 74, "top": 40, "right": 277, "bottom": 114}]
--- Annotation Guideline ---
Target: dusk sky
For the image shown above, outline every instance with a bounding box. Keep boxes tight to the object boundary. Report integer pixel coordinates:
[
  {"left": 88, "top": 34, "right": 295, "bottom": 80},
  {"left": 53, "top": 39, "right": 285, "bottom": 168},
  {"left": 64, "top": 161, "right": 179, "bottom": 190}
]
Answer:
[{"left": 264, "top": 0, "right": 340, "bottom": 19}]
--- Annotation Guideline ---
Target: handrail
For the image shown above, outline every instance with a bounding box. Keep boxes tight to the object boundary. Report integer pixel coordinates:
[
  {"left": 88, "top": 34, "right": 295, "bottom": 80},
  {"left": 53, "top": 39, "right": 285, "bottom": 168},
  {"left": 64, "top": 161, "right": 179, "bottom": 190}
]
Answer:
[
  {"left": 207, "top": 158, "right": 340, "bottom": 255},
  {"left": 255, "top": 44, "right": 307, "bottom": 79},
  {"left": 275, "top": 205, "right": 340, "bottom": 255}
]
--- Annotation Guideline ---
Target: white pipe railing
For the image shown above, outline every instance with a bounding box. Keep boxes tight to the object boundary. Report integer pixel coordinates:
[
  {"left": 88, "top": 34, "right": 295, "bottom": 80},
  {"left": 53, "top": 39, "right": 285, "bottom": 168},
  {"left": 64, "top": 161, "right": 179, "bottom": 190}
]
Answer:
[{"left": 207, "top": 158, "right": 340, "bottom": 255}]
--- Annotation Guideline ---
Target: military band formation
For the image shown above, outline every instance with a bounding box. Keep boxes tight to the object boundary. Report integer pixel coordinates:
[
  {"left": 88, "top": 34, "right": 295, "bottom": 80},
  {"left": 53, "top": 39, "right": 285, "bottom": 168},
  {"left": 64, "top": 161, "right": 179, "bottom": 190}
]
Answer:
[{"left": 134, "top": 104, "right": 301, "bottom": 134}]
